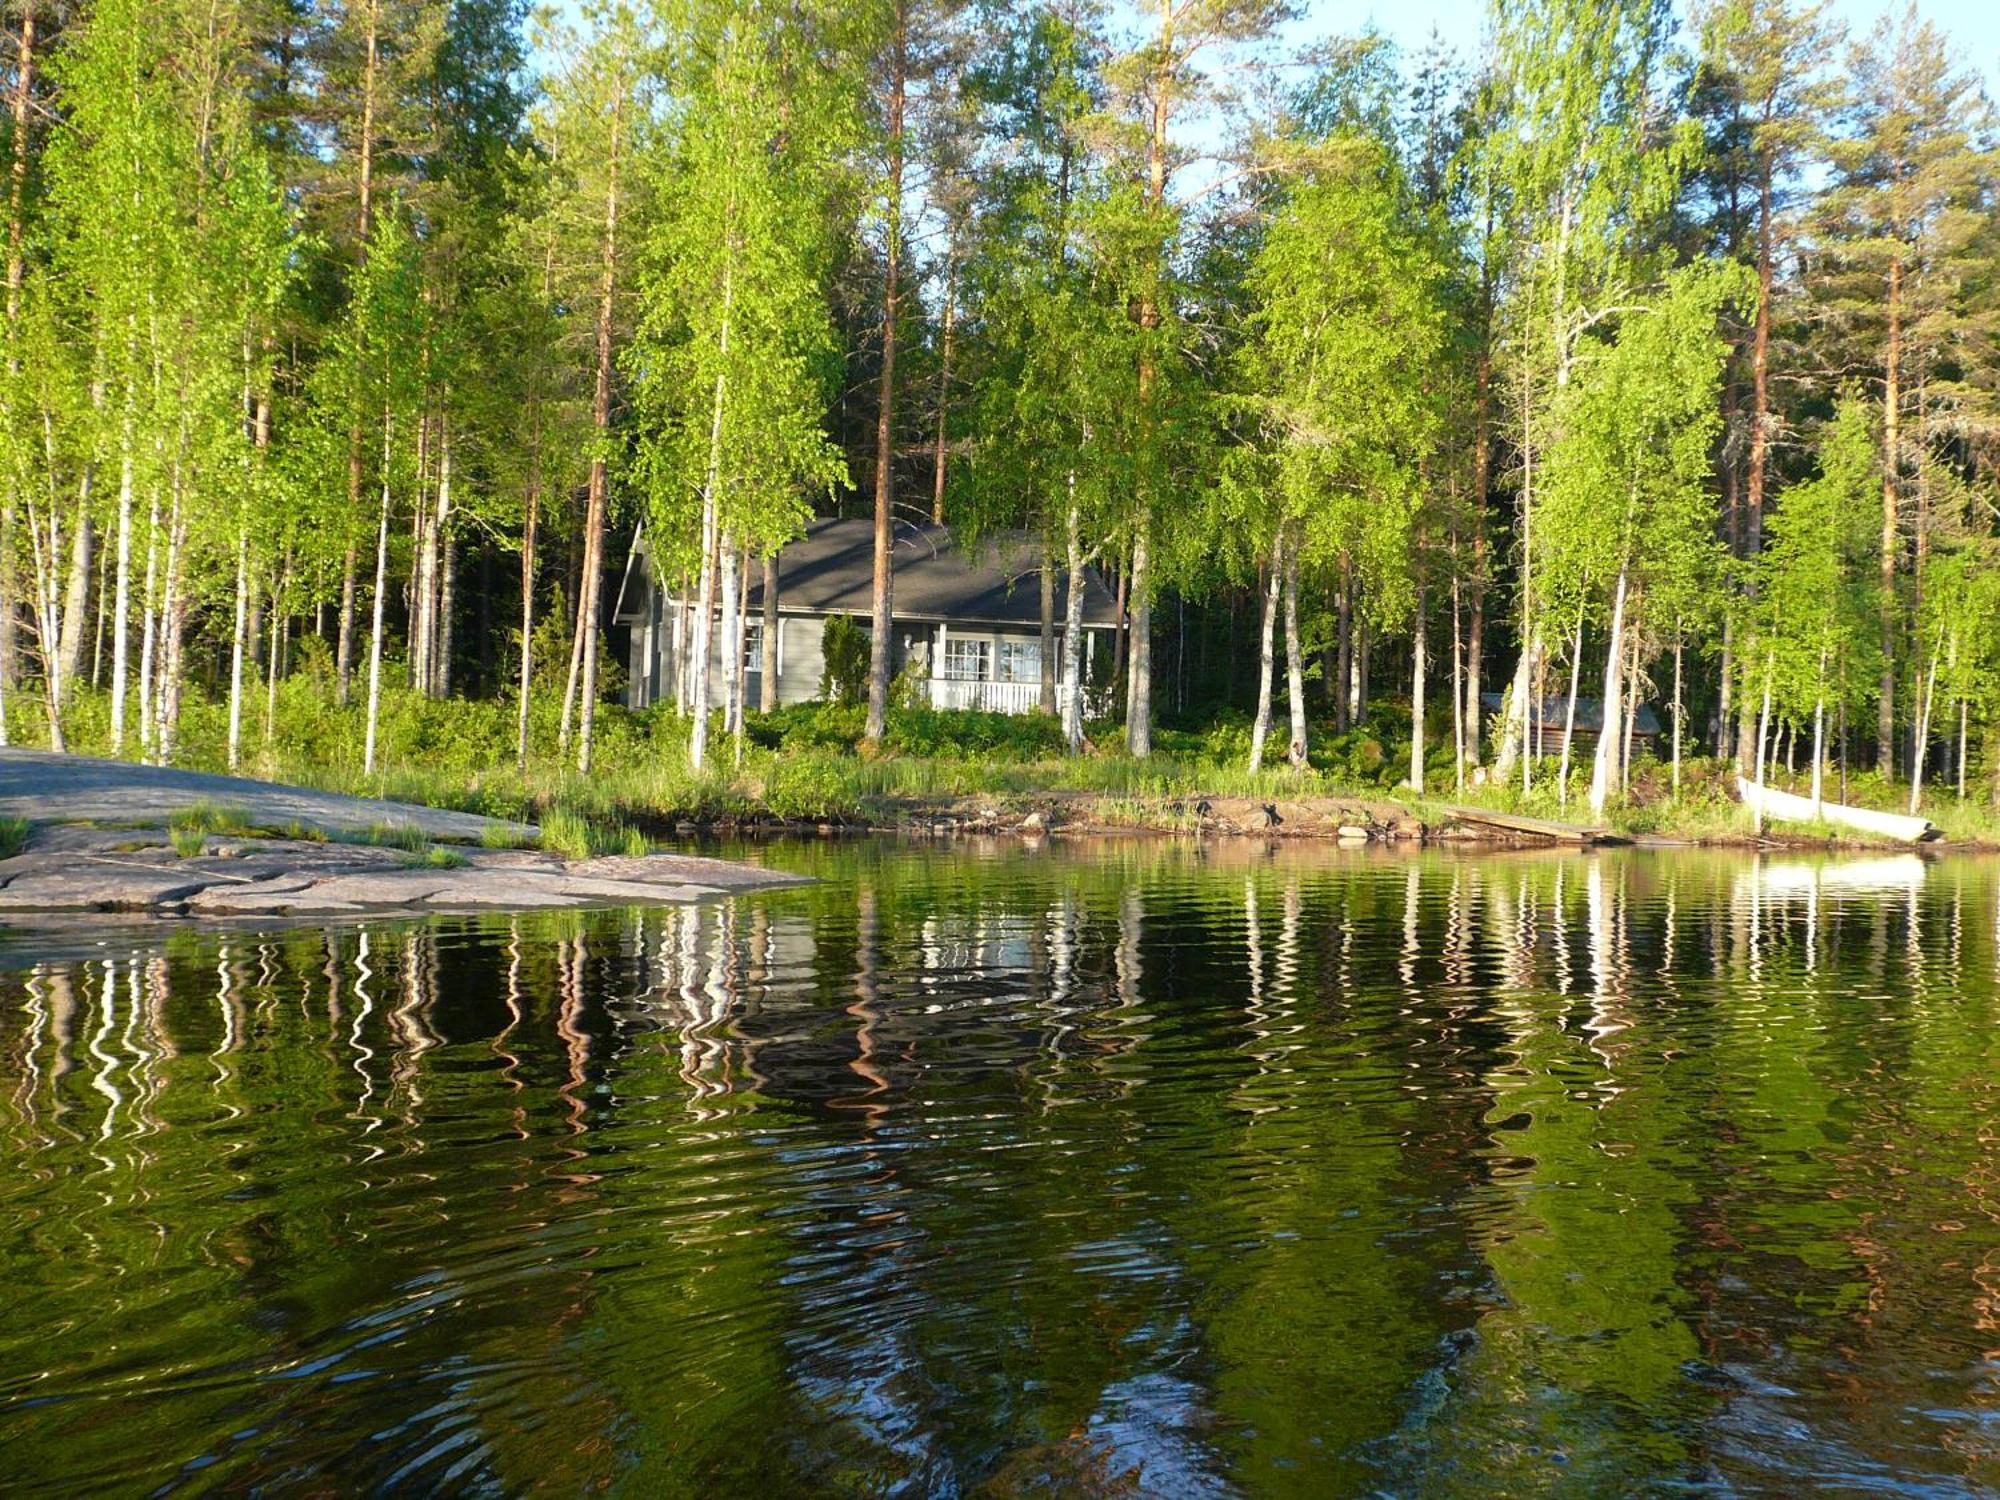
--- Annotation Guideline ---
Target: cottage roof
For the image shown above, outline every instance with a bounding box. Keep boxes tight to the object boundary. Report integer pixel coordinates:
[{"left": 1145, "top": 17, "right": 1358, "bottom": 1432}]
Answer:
[{"left": 619, "top": 517, "right": 1119, "bottom": 629}]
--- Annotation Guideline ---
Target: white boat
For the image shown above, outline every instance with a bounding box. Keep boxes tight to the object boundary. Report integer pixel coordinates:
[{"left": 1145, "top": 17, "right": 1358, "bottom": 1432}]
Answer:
[{"left": 1736, "top": 777, "right": 1938, "bottom": 843}]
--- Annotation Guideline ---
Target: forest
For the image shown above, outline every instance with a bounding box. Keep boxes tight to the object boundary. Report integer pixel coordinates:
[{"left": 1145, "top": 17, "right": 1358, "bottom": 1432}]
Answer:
[{"left": 0, "top": 0, "right": 1996, "bottom": 826}]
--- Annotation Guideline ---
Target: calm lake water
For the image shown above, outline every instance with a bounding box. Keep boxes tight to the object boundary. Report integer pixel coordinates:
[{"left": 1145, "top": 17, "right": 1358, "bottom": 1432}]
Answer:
[{"left": 2, "top": 838, "right": 1998, "bottom": 1496}]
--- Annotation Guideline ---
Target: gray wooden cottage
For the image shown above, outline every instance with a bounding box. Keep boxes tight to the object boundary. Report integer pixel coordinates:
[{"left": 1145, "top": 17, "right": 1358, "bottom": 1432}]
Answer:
[{"left": 614, "top": 518, "right": 1120, "bottom": 714}]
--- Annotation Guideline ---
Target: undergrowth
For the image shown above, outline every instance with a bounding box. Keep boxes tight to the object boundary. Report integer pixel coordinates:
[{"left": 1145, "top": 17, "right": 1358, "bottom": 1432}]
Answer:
[{"left": 12, "top": 677, "right": 2000, "bottom": 846}]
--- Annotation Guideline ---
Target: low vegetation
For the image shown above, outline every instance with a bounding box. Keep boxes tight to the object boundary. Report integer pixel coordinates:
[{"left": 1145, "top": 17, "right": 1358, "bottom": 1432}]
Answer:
[{"left": 15, "top": 679, "right": 1997, "bottom": 850}]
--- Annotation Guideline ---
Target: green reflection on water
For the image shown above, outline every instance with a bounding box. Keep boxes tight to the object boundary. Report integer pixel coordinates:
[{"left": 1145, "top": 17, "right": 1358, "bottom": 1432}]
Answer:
[{"left": 1, "top": 840, "right": 1998, "bottom": 1495}]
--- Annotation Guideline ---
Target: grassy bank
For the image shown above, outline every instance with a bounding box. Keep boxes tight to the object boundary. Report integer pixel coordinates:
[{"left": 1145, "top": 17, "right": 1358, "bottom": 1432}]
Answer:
[{"left": 10, "top": 677, "right": 1999, "bottom": 849}]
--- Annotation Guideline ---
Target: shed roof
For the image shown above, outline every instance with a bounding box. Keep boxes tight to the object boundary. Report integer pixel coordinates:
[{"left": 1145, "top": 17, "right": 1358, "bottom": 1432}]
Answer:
[{"left": 618, "top": 517, "right": 1119, "bottom": 629}]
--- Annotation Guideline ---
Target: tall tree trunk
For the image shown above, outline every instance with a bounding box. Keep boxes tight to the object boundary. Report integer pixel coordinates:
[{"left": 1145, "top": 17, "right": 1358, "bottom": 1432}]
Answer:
[
  {"left": 1752, "top": 654, "right": 1774, "bottom": 836},
  {"left": 1588, "top": 564, "right": 1630, "bottom": 818},
  {"left": 1126, "top": 531, "right": 1151, "bottom": 754},
  {"left": 931, "top": 254, "right": 954, "bottom": 524},
  {"left": 227, "top": 527, "right": 248, "bottom": 770},
  {"left": 336, "top": 547, "right": 358, "bottom": 704},
  {"left": 0, "top": 0, "right": 36, "bottom": 718},
  {"left": 1450, "top": 573, "right": 1465, "bottom": 790},
  {"left": 1908, "top": 637, "right": 1939, "bottom": 817},
  {"left": 866, "top": 5, "right": 907, "bottom": 745},
  {"left": 731, "top": 544, "right": 749, "bottom": 759},
  {"left": 137, "top": 486, "right": 158, "bottom": 759},
  {"left": 761, "top": 552, "right": 780, "bottom": 713},
  {"left": 1879, "top": 256, "right": 1901, "bottom": 778},
  {"left": 362, "top": 410, "right": 392, "bottom": 776},
  {"left": 1557, "top": 619, "right": 1583, "bottom": 809},
  {"left": 724, "top": 528, "right": 748, "bottom": 740},
  {"left": 1671, "top": 628, "right": 1684, "bottom": 799},
  {"left": 1284, "top": 533, "right": 1306, "bottom": 770},
  {"left": 1038, "top": 543, "right": 1056, "bottom": 716},
  {"left": 109, "top": 400, "right": 134, "bottom": 754},
  {"left": 338, "top": 0, "right": 380, "bottom": 708},
  {"left": 688, "top": 483, "right": 718, "bottom": 771},
  {"left": 1334, "top": 555, "right": 1352, "bottom": 734},
  {"left": 1247, "top": 532, "right": 1280, "bottom": 773},
  {"left": 437, "top": 532, "right": 455, "bottom": 698},
  {"left": 1406, "top": 582, "right": 1427, "bottom": 791},
  {"left": 1061, "top": 492, "right": 1087, "bottom": 752},
  {"left": 1957, "top": 694, "right": 1968, "bottom": 801},
  {"left": 1810, "top": 672, "right": 1827, "bottom": 816},
  {"left": 574, "top": 88, "right": 623, "bottom": 776},
  {"left": 56, "top": 503, "right": 89, "bottom": 696},
  {"left": 516, "top": 447, "right": 539, "bottom": 772},
  {"left": 687, "top": 240, "right": 734, "bottom": 772}
]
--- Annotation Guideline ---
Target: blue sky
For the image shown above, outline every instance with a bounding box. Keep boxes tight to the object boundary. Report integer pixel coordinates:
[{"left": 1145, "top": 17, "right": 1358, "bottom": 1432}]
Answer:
[{"left": 1316, "top": 0, "right": 2000, "bottom": 91}]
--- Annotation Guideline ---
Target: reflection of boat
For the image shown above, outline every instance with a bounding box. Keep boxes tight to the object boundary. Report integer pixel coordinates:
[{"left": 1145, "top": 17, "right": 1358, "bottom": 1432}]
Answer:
[
  {"left": 1754, "top": 855, "right": 1929, "bottom": 899},
  {"left": 1736, "top": 778, "right": 1938, "bottom": 843}
]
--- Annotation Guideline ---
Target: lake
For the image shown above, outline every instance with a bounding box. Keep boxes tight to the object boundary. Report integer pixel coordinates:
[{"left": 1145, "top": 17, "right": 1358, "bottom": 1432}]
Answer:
[{"left": 1, "top": 838, "right": 1997, "bottom": 1496}]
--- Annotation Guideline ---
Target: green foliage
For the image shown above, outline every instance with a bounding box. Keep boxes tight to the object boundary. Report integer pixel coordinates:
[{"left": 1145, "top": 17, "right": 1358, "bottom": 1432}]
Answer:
[
  {"left": 819, "top": 617, "right": 870, "bottom": 705},
  {"left": 761, "top": 752, "right": 863, "bottom": 822},
  {"left": 0, "top": 818, "right": 28, "bottom": 859}
]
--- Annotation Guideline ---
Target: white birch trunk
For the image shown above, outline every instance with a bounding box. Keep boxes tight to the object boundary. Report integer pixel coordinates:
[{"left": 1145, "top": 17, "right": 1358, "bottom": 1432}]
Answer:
[
  {"left": 1752, "top": 654, "right": 1774, "bottom": 835},
  {"left": 1908, "top": 644, "right": 1940, "bottom": 816},
  {"left": 1283, "top": 535, "right": 1307, "bottom": 770},
  {"left": 363, "top": 412, "right": 393, "bottom": 776},
  {"left": 1247, "top": 531, "right": 1281, "bottom": 773},
  {"left": 1405, "top": 583, "right": 1427, "bottom": 791},
  {"left": 1061, "top": 490, "right": 1087, "bottom": 753},
  {"left": 1810, "top": 687, "right": 1826, "bottom": 817},
  {"left": 1671, "top": 630, "right": 1684, "bottom": 799},
  {"left": 718, "top": 527, "right": 740, "bottom": 740},
  {"left": 227, "top": 528, "right": 248, "bottom": 771},
  {"left": 1588, "top": 565, "right": 1629, "bottom": 819},
  {"left": 1556, "top": 619, "right": 1583, "bottom": 809}
]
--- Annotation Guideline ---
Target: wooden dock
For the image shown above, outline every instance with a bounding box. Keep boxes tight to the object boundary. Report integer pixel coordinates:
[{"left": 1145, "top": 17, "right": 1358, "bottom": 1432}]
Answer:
[{"left": 1438, "top": 805, "right": 1613, "bottom": 845}]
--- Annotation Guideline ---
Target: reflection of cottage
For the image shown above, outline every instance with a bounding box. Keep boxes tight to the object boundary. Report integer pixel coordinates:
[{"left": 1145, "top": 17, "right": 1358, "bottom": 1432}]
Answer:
[
  {"left": 1478, "top": 692, "right": 1663, "bottom": 754},
  {"left": 614, "top": 518, "right": 1120, "bottom": 714}
]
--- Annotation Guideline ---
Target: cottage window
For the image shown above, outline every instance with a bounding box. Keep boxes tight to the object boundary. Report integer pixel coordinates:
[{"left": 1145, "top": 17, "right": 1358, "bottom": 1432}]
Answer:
[
  {"left": 943, "top": 638, "right": 989, "bottom": 681},
  {"left": 743, "top": 621, "right": 763, "bottom": 673},
  {"left": 997, "top": 639, "right": 1041, "bottom": 683}
]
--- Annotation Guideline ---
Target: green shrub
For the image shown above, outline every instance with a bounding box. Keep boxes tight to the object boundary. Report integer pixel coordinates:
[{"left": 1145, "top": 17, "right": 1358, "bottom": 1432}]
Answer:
[
  {"left": 170, "top": 824, "right": 207, "bottom": 858},
  {"left": 819, "top": 615, "right": 870, "bottom": 704},
  {"left": 0, "top": 816, "right": 27, "bottom": 859},
  {"left": 763, "top": 752, "right": 865, "bottom": 822}
]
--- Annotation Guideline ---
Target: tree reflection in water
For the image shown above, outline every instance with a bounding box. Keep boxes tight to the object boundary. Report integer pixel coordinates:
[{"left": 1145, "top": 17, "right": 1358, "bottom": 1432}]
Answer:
[{"left": 1, "top": 841, "right": 1998, "bottom": 1495}]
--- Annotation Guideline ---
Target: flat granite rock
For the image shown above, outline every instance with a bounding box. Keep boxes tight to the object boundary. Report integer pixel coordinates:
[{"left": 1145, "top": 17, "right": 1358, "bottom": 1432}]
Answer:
[{"left": 0, "top": 832, "right": 805, "bottom": 919}]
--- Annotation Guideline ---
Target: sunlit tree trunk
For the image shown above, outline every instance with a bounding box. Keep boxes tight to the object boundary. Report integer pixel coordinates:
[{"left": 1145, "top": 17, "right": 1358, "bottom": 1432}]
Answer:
[
  {"left": 1557, "top": 619, "right": 1583, "bottom": 809},
  {"left": 1247, "top": 532, "right": 1280, "bottom": 773},
  {"left": 1405, "top": 582, "right": 1427, "bottom": 791},
  {"left": 866, "top": 2, "right": 906, "bottom": 745},
  {"left": 573, "top": 89, "right": 623, "bottom": 775},
  {"left": 1588, "top": 564, "right": 1630, "bottom": 818},
  {"left": 1061, "top": 491, "right": 1087, "bottom": 753},
  {"left": 363, "top": 409, "right": 393, "bottom": 776},
  {"left": 761, "top": 553, "right": 779, "bottom": 713},
  {"left": 1879, "top": 256, "right": 1901, "bottom": 779},
  {"left": 1283, "top": 533, "right": 1307, "bottom": 770},
  {"left": 227, "top": 528, "right": 249, "bottom": 769}
]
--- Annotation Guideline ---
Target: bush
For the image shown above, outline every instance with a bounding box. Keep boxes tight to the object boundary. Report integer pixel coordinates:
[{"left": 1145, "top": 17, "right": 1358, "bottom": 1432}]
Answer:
[
  {"left": 762, "top": 752, "right": 864, "bottom": 822},
  {"left": 820, "top": 615, "right": 869, "bottom": 704},
  {"left": 883, "top": 706, "right": 1064, "bottom": 759}
]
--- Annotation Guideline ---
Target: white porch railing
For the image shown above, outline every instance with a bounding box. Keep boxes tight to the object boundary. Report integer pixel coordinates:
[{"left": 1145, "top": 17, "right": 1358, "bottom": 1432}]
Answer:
[{"left": 927, "top": 677, "right": 1043, "bottom": 714}]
